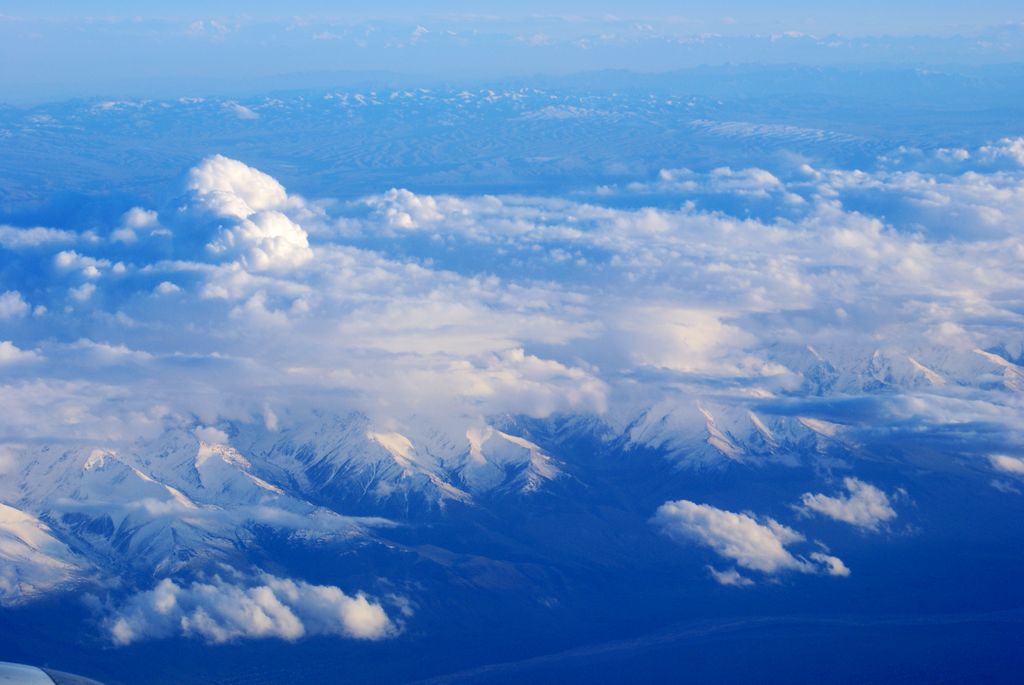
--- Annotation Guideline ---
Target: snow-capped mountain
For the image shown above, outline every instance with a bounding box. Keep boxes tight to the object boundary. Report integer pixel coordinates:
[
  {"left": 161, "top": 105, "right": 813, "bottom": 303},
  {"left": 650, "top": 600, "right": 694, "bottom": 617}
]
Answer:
[
  {"left": 0, "top": 502, "right": 88, "bottom": 605},
  {"left": 231, "top": 411, "right": 564, "bottom": 508},
  {"left": 2, "top": 338, "right": 1021, "bottom": 606},
  {"left": 0, "top": 412, "right": 573, "bottom": 604}
]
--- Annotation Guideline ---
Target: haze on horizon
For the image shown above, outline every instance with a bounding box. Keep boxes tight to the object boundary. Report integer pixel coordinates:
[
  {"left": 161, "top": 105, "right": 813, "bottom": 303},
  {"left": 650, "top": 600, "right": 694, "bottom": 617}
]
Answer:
[{"left": 2, "top": 0, "right": 1024, "bottom": 101}]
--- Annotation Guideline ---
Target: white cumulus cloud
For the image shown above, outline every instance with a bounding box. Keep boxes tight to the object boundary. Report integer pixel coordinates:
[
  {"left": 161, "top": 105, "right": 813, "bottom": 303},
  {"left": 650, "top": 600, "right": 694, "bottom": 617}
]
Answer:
[
  {"left": 799, "top": 478, "right": 897, "bottom": 531},
  {"left": 0, "top": 341, "right": 39, "bottom": 365},
  {"left": 111, "top": 207, "right": 161, "bottom": 243},
  {"left": 206, "top": 209, "right": 312, "bottom": 271},
  {"left": 107, "top": 573, "right": 398, "bottom": 646},
  {"left": 0, "top": 291, "right": 29, "bottom": 319},
  {"left": 188, "top": 154, "right": 290, "bottom": 220},
  {"left": 979, "top": 137, "right": 1024, "bottom": 166},
  {"left": 652, "top": 500, "right": 848, "bottom": 578},
  {"left": 153, "top": 281, "right": 182, "bottom": 295},
  {"left": 189, "top": 155, "right": 313, "bottom": 270},
  {"left": 989, "top": 454, "right": 1024, "bottom": 477}
]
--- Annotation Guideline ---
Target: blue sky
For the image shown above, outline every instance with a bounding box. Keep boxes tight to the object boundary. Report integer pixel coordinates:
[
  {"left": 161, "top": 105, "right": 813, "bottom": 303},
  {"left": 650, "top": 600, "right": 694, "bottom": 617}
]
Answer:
[
  {"left": 3, "top": 2, "right": 1023, "bottom": 101},
  {"left": 4, "top": 1, "right": 1023, "bottom": 32}
]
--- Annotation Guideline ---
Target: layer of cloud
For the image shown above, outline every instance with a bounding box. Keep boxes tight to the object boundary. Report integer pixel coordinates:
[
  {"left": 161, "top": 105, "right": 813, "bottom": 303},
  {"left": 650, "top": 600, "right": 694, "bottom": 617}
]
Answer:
[
  {"left": 0, "top": 117, "right": 1021, "bottom": 620},
  {"left": 107, "top": 573, "right": 397, "bottom": 645},
  {"left": 1, "top": 143, "right": 1023, "bottom": 475}
]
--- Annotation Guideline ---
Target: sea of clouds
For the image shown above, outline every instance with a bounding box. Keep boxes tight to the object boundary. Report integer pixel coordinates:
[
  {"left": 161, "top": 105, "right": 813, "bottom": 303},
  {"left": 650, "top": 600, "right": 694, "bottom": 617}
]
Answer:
[{"left": 2, "top": 138, "right": 1024, "bottom": 639}]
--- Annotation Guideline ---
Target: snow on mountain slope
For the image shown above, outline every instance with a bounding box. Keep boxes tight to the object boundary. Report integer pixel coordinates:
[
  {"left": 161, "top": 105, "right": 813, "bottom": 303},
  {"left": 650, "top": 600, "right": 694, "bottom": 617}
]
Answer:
[
  {"left": 461, "top": 426, "right": 561, "bottom": 493},
  {"left": 366, "top": 431, "right": 472, "bottom": 503},
  {"left": 4, "top": 446, "right": 244, "bottom": 574},
  {"left": 232, "top": 412, "right": 470, "bottom": 507},
  {"left": 232, "top": 411, "right": 563, "bottom": 506},
  {"left": 0, "top": 436, "right": 385, "bottom": 581},
  {"left": 621, "top": 399, "right": 839, "bottom": 467},
  {"left": 0, "top": 502, "right": 88, "bottom": 605},
  {"left": 194, "top": 441, "right": 285, "bottom": 502},
  {"left": 973, "top": 348, "right": 1024, "bottom": 391},
  {"left": 779, "top": 343, "right": 1024, "bottom": 396},
  {"left": 0, "top": 334, "right": 1018, "bottom": 605},
  {"left": 0, "top": 410, "right": 574, "bottom": 599},
  {"left": 605, "top": 339, "right": 1024, "bottom": 468}
]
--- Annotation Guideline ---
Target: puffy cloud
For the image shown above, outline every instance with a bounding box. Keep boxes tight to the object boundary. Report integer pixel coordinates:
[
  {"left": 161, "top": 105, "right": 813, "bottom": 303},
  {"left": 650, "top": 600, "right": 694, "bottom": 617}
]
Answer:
[
  {"left": 815, "top": 165, "right": 1024, "bottom": 239},
  {"left": 54, "top": 251, "right": 111, "bottom": 279},
  {"left": 989, "top": 454, "right": 1024, "bottom": 477},
  {"left": 207, "top": 210, "right": 312, "bottom": 271},
  {"left": 0, "top": 171, "right": 608, "bottom": 446},
  {"left": 799, "top": 478, "right": 897, "bottom": 531},
  {"left": 708, "top": 166, "right": 785, "bottom": 197},
  {"left": 367, "top": 188, "right": 445, "bottom": 229},
  {"left": 111, "top": 207, "right": 162, "bottom": 243},
  {"left": 106, "top": 574, "right": 397, "bottom": 645},
  {"left": 188, "top": 155, "right": 313, "bottom": 270},
  {"left": 122, "top": 207, "right": 159, "bottom": 229},
  {"left": 0, "top": 291, "right": 29, "bottom": 319},
  {"left": 153, "top": 281, "right": 182, "bottom": 295},
  {"left": 0, "top": 341, "right": 38, "bottom": 365},
  {"left": 652, "top": 500, "right": 847, "bottom": 578},
  {"left": 979, "top": 137, "right": 1024, "bottom": 167},
  {"left": 187, "top": 154, "right": 290, "bottom": 220}
]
